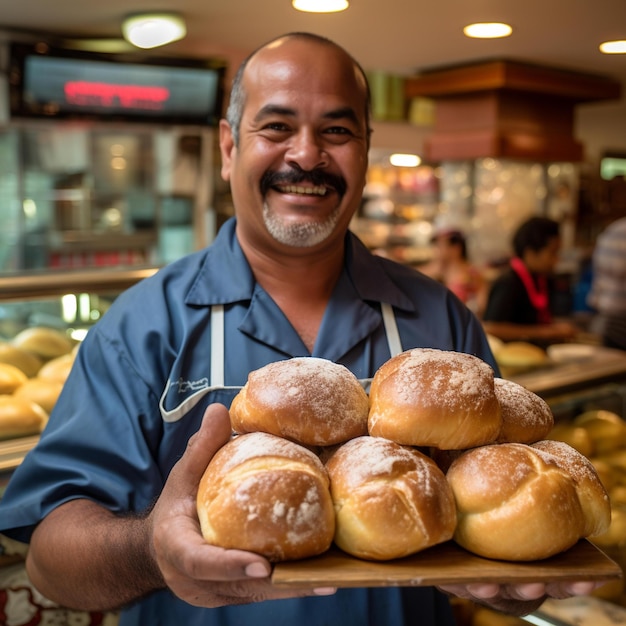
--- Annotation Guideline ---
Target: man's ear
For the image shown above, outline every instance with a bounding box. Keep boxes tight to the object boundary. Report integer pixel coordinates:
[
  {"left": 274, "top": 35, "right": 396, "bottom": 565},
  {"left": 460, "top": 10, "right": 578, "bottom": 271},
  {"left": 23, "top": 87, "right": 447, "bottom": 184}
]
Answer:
[{"left": 219, "top": 119, "right": 235, "bottom": 182}]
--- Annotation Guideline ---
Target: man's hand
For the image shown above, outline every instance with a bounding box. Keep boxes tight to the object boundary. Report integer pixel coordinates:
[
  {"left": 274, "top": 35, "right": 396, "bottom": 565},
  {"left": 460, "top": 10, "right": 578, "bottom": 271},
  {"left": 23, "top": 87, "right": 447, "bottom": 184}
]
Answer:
[
  {"left": 439, "top": 581, "right": 603, "bottom": 616},
  {"left": 147, "top": 403, "right": 336, "bottom": 607}
]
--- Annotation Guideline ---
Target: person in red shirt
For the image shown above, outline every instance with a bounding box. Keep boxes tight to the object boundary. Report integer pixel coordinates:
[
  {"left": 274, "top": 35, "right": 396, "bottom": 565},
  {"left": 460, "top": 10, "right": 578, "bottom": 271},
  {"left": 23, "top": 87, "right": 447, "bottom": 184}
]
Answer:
[{"left": 483, "top": 216, "right": 578, "bottom": 345}]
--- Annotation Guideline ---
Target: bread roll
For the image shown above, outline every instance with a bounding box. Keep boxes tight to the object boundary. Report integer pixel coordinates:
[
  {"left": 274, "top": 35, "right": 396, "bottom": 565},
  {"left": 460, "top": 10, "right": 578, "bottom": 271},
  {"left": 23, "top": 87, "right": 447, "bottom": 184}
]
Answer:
[
  {"left": 493, "top": 378, "right": 554, "bottom": 444},
  {"left": 0, "top": 363, "right": 28, "bottom": 394},
  {"left": 13, "top": 378, "right": 64, "bottom": 414},
  {"left": 546, "top": 422, "right": 594, "bottom": 457},
  {"left": 573, "top": 410, "right": 626, "bottom": 455},
  {"left": 197, "top": 432, "right": 335, "bottom": 562},
  {"left": 0, "top": 396, "right": 48, "bottom": 440},
  {"left": 230, "top": 357, "right": 369, "bottom": 446},
  {"left": 0, "top": 342, "right": 43, "bottom": 378},
  {"left": 326, "top": 436, "right": 456, "bottom": 560},
  {"left": 11, "top": 326, "right": 74, "bottom": 360},
  {"left": 532, "top": 439, "right": 611, "bottom": 537},
  {"left": 494, "top": 341, "right": 548, "bottom": 371},
  {"left": 368, "top": 348, "right": 501, "bottom": 450},
  {"left": 37, "top": 353, "right": 74, "bottom": 384},
  {"left": 447, "top": 442, "right": 610, "bottom": 561}
]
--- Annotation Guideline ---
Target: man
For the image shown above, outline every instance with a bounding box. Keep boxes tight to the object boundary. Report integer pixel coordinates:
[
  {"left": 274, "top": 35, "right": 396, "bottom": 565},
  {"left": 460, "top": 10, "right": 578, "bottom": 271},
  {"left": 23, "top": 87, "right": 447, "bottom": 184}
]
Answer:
[
  {"left": 0, "top": 33, "right": 598, "bottom": 626},
  {"left": 483, "top": 216, "right": 578, "bottom": 345}
]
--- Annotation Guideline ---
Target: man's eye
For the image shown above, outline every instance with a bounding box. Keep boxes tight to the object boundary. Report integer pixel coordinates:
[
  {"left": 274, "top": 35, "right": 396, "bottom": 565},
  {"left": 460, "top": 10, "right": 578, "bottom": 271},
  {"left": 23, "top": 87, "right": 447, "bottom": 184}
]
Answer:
[
  {"left": 325, "top": 126, "right": 352, "bottom": 135},
  {"left": 264, "top": 122, "right": 290, "bottom": 132}
]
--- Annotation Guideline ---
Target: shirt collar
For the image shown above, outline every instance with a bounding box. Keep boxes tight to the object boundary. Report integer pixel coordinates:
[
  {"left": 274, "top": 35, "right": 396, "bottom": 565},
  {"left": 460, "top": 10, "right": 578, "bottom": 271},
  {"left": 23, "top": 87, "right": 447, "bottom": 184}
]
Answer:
[{"left": 185, "top": 217, "right": 415, "bottom": 312}]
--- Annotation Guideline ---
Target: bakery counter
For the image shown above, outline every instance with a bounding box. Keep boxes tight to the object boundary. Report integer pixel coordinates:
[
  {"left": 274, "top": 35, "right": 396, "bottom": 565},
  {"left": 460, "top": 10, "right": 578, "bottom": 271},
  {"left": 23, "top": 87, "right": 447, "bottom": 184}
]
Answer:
[{"left": 508, "top": 346, "right": 626, "bottom": 419}]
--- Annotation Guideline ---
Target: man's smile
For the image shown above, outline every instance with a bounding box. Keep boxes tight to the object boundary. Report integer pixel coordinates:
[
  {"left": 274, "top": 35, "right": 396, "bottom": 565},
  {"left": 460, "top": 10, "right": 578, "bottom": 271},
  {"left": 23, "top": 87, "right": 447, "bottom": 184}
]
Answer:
[{"left": 275, "top": 184, "right": 328, "bottom": 196}]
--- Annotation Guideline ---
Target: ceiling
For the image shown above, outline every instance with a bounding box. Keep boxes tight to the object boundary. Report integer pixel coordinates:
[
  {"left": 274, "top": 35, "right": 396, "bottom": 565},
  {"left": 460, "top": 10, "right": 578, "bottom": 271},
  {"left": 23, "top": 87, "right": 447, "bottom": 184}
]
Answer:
[{"left": 1, "top": 0, "right": 625, "bottom": 92}]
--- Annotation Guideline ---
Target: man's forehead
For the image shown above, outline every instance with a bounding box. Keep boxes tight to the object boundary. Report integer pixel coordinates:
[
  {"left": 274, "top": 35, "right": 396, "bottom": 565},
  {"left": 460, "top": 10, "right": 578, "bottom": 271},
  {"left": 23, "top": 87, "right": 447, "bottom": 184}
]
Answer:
[{"left": 245, "top": 37, "right": 360, "bottom": 86}]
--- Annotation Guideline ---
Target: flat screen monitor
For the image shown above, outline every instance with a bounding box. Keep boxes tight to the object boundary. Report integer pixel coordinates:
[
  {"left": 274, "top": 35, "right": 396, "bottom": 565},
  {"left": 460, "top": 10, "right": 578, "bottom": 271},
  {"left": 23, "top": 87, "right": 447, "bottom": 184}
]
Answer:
[{"left": 9, "top": 42, "right": 226, "bottom": 126}]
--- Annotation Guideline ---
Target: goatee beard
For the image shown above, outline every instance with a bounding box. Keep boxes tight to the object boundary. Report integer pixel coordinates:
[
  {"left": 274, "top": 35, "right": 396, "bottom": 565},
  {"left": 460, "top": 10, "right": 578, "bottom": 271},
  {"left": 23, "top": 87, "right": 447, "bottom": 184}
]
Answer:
[{"left": 263, "top": 202, "right": 341, "bottom": 248}]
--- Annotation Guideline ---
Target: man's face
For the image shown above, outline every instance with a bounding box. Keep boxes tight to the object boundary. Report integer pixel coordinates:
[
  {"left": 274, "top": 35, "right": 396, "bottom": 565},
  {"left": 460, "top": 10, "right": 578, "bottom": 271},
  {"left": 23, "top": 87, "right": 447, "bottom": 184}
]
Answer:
[{"left": 219, "top": 38, "right": 370, "bottom": 253}]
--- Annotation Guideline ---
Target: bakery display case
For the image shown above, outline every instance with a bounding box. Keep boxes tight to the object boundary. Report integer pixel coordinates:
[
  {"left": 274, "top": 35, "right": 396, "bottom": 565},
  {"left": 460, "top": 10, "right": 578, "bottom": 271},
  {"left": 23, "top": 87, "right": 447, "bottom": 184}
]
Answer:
[{"left": 0, "top": 266, "right": 158, "bottom": 474}]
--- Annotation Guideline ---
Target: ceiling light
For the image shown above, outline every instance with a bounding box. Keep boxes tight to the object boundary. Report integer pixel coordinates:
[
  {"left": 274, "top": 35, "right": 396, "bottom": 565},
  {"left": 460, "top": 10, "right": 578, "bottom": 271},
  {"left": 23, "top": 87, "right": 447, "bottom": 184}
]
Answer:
[
  {"left": 463, "top": 22, "right": 513, "bottom": 39},
  {"left": 122, "top": 13, "right": 187, "bottom": 49},
  {"left": 389, "top": 153, "right": 421, "bottom": 167},
  {"left": 599, "top": 40, "right": 626, "bottom": 54},
  {"left": 292, "top": 0, "right": 349, "bottom": 13}
]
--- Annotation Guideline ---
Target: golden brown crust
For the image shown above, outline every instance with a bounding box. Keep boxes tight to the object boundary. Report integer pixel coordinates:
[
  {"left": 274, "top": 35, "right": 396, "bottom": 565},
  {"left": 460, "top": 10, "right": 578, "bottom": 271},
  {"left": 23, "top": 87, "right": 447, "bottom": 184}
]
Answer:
[
  {"left": 0, "top": 395, "right": 49, "bottom": 440},
  {"left": 531, "top": 439, "right": 611, "bottom": 537},
  {"left": 368, "top": 348, "right": 501, "bottom": 450},
  {"left": 197, "top": 432, "right": 335, "bottom": 562},
  {"left": 0, "top": 342, "right": 43, "bottom": 378},
  {"left": 446, "top": 442, "right": 609, "bottom": 561},
  {"left": 325, "top": 436, "right": 457, "bottom": 560},
  {"left": 230, "top": 357, "right": 369, "bottom": 446},
  {"left": 37, "top": 353, "right": 75, "bottom": 384},
  {"left": 13, "top": 378, "right": 64, "bottom": 414},
  {"left": 494, "top": 378, "right": 554, "bottom": 444},
  {"left": 11, "top": 327, "right": 74, "bottom": 360},
  {"left": 0, "top": 362, "right": 28, "bottom": 394}
]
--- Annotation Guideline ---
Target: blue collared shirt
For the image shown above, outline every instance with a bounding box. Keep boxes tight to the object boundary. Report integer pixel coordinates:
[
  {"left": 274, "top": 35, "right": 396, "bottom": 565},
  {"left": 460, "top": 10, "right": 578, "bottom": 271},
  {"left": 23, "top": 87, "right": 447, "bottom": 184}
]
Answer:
[{"left": 0, "top": 218, "right": 496, "bottom": 626}]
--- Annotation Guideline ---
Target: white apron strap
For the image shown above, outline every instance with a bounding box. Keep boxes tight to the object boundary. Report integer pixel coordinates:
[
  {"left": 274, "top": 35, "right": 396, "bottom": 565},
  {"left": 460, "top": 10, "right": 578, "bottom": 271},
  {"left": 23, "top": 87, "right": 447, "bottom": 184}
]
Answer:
[
  {"left": 381, "top": 302, "right": 403, "bottom": 357},
  {"left": 158, "top": 304, "right": 228, "bottom": 423},
  {"left": 210, "top": 304, "right": 225, "bottom": 387}
]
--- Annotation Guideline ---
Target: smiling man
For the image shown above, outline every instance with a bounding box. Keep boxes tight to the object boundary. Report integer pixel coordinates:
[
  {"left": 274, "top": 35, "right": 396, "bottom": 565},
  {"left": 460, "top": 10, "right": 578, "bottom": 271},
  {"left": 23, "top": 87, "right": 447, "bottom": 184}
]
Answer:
[{"left": 0, "top": 33, "right": 601, "bottom": 626}]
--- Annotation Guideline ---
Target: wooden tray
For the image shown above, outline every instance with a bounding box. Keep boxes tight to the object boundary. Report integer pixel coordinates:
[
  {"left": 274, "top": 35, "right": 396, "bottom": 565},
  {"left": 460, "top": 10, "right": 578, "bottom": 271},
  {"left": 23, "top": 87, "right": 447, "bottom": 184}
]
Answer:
[{"left": 272, "top": 540, "right": 622, "bottom": 588}]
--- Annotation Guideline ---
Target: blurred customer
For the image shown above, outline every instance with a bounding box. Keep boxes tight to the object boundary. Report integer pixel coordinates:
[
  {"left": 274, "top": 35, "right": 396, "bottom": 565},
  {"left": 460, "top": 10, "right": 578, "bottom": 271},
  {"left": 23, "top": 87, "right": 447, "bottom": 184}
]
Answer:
[
  {"left": 482, "top": 216, "right": 578, "bottom": 345},
  {"left": 587, "top": 217, "right": 626, "bottom": 350},
  {"left": 421, "top": 228, "right": 487, "bottom": 317}
]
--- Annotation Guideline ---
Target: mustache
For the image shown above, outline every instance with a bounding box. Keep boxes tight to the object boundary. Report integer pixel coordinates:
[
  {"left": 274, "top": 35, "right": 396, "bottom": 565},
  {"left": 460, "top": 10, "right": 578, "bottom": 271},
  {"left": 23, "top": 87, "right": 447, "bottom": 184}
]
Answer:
[{"left": 260, "top": 167, "right": 347, "bottom": 197}]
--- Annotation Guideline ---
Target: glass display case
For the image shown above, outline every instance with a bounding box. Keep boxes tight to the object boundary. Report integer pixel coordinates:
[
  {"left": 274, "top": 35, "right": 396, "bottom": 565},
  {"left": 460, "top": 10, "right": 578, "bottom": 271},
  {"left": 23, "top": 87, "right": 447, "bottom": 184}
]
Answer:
[{"left": 0, "top": 121, "right": 217, "bottom": 274}]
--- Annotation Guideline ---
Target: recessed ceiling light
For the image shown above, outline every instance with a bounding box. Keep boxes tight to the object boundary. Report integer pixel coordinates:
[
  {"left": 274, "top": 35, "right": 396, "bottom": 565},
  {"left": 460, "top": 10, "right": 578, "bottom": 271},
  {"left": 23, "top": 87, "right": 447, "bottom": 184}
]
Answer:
[
  {"left": 292, "top": 0, "right": 349, "bottom": 13},
  {"left": 463, "top": 22, "right": 513, "bottom": 39},
  {"left": 122, "top": 13, "right": 186, "bottom": 49},
  {"left": 389, "top": 153, "right": 421, "bottom": 167},
  {"left": 599, "top": 40, "right": 626, "bottom": 54}
]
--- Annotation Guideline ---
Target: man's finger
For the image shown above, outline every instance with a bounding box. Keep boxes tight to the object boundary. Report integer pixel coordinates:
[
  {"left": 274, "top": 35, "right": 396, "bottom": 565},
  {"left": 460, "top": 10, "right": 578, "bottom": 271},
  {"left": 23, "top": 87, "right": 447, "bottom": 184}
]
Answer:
[{"left": 172, "top": 403, "right": 233, "bottom": 491}]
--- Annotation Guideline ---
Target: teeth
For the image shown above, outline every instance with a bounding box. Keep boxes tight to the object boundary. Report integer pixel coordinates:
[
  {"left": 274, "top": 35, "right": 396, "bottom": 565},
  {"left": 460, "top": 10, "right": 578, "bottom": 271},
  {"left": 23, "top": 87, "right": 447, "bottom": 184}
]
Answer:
[{"left": 278, "top": 184, "right": 327, "bottom": 196}]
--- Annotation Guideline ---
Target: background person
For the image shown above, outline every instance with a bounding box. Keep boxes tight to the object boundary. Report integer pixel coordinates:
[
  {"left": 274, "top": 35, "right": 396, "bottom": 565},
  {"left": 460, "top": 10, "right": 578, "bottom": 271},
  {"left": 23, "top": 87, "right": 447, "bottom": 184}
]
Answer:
[
  {"left": 0, "top": 33, "right": 598, "bottom": 626},
  {"left": 587, "top": 217, "right": 626, "bottom": 350},
  {"left": 421, "top": 227, "right": 488, "bottom": 317},
  {"left": 482, "top": 216, "right": 578, "bottom": 345}
]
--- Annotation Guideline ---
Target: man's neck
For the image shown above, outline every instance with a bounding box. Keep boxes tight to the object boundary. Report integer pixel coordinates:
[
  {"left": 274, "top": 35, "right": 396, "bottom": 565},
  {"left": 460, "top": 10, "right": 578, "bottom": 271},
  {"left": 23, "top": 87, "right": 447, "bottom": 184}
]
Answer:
[{"left": 239, "top": 239, "right": 346, "bottom": 352}]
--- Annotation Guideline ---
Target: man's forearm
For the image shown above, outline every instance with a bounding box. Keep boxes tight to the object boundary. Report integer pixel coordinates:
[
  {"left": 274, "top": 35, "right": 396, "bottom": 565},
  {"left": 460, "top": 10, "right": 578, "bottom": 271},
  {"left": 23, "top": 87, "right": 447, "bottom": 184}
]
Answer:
[{"left": 26, "top": 498, "right": 165, "bottom": 612}]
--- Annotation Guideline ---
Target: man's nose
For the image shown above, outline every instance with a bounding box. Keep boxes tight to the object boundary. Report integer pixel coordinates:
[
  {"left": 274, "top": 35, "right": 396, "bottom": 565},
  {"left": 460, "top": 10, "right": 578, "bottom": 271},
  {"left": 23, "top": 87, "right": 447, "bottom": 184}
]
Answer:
[{"left": 285, "top": 129, "right": 329, "bottom": 171}]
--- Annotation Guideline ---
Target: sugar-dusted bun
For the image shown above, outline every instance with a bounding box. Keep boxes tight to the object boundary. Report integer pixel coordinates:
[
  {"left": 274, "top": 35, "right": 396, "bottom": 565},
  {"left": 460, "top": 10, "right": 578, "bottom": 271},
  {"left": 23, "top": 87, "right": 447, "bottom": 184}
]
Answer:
[
  {"left": 531, "top": 439, "right": 611, "bottom": 537},
  {"left": 0, "top": 362, "right": 28, "bottom": 394},
  {"left": 230, "top": 357, "right": 369, "bottom": 446},
  {"left": 13, "top": 378, "right": 64, "bottom": 414},
  {"left": 11, "top": 326, "right": 74, "bottom": 361},
  {"left": 326, "top": 436, "right": 456, "bottom": 560},
  {"left": 0, "top": 342, "right": 43, "bottom": 378},
  {"left": 447, "top": 442, "right": 608, "bottom": 561},
  {"left": 368, "top": 348, "right": 501, "bottom": 450},
  {"left": 494, "top": 378, "right": 554, "bottom": 444},
  {"left": 0, "top": 396, "right": 48, "bottom": 440},
  {"left": 197, "top": 432, "right": 335, "bottom": 562}
]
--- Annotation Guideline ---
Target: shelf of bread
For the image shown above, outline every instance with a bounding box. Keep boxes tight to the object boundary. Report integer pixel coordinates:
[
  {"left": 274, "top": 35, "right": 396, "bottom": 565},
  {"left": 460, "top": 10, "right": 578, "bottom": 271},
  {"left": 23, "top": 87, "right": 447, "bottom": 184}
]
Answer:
[{"left": 0, "top": 327, "right": 80, "bottom": 468}]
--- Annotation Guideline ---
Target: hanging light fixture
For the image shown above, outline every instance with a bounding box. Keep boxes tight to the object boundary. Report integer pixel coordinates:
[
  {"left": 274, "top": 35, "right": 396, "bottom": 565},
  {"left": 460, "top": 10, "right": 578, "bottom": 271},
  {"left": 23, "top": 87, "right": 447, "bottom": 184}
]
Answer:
[
  {"left": 122, "top": 13, "right": 187, "bottom": 49},
  {"left": 292, "top": 0, "right": 349, "bottom": 13},
  {"left": 599, "top": 40, "right": 626, "bottom": 54},
  {"left": 463, "top": 22, "right": 513, "bottom": 39}
]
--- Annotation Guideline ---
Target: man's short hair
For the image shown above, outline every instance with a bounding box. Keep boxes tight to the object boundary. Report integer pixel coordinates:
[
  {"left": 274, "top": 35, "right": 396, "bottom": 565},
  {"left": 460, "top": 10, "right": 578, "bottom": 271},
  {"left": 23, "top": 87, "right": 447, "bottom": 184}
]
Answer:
[{"left": 225, "top": 32, "right": 372, "bottom": 147}]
